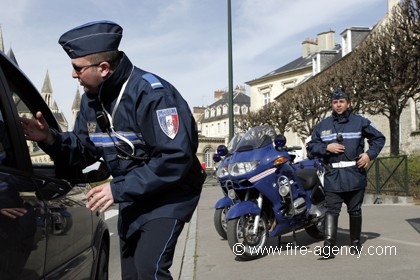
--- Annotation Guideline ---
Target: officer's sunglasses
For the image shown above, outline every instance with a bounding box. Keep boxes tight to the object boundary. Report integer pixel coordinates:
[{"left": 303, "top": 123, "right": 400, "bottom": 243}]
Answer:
[{"left": 72, "top": 63, "right": 100, "bottom": 73}]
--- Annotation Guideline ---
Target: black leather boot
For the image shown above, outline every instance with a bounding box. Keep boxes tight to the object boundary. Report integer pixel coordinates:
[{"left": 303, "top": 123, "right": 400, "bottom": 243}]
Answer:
[
  {"left": 349, "top": 215, "right": 362, "bottom": 254},
  {"left": 320, "top": 213, "right": 338, "bottom": 259}
]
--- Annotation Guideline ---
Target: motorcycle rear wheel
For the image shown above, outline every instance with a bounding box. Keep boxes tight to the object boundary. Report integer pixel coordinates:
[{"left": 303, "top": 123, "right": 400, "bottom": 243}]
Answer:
[
  {"left": 214, "top": 207, "right": 229, "bottom": 240},
  {"left": 227, "top": 214, "right": 269, "bottom": 260}
]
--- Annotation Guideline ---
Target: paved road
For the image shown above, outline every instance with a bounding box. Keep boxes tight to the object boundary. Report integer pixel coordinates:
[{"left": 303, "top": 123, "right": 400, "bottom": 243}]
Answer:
[
  {"left": 105, "top": 182, "right": 420, "bottom": 279},
  {"left": 194, "top": 186, "right": 420, "bottom": 280}
]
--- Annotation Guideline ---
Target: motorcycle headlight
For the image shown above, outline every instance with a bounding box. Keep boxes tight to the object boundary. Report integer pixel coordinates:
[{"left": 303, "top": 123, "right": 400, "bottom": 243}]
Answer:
[
  {"left": 216, "top": 165, "right": 229, "bottom": 178},
  {"left": 228, "top": 189, "right": 237, "bottom": 200},
  {"left": 277, "top": 175, "right": 290, "bottom": 197},
  {"left": 228, "top": 161, "right": 260, "bottom": 176}
]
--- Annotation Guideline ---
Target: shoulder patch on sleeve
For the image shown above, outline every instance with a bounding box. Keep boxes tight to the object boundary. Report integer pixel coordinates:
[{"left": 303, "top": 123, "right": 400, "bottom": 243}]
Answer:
[
  {"left": 156, "top": 108, "right": 179, "bottom": 139},
  {"left": 142, "top": 73, "right": 164, "bottom": 89}
]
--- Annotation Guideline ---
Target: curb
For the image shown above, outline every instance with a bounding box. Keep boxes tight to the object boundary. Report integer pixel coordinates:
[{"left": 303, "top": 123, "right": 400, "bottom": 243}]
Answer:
[
  {"left": 364, "top": 193, "right": 414, "bottom": 205},
  {"left": 173, "top": 209, "right": 197, "bottom": 280}
]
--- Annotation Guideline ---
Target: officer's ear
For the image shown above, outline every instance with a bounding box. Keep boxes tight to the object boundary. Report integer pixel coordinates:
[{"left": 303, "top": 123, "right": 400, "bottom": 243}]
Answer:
[{"left": 98, "top": 61, "right": 112, "bottom": 78}]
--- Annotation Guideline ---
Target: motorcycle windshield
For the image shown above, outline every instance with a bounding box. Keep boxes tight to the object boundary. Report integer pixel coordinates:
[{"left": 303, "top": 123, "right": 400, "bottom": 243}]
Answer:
[
  {"left": 236, "top": 126, "right": 276, "bottom": 152},
  {"left": 227, "top": 133, "right": 243, "bottom": 153}
]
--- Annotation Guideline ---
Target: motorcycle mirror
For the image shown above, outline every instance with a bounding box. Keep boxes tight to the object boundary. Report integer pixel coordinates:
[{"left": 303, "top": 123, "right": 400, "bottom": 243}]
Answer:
[
  {"left": 213, "top": 153, "right": 222, "bottom": 163},
  {"left": 274, "top": 134, "right": 287, "bottom": 148},
  {"left": 216, "top": 145, "right": 229, "bottom": 157}
]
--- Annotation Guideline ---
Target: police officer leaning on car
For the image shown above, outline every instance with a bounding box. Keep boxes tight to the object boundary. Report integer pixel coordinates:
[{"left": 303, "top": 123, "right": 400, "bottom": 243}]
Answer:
[
  {"left": 307, "top": 88, "right": 385, "bottom": 259},
  {"left": 21, "top": 20, "right": 205, "bottom": 279}
]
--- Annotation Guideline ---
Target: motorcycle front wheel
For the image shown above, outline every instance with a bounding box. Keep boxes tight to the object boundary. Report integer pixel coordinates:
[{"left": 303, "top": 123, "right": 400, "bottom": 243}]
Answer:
[
  {"left": 214, "top": 207, "right": 229, "bottom": 240},
  {"left": 227, "top": 214, "right": 269, "bottom": 260}
]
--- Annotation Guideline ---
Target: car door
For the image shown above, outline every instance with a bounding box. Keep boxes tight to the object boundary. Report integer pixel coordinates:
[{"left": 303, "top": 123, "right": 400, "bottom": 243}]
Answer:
[
  {"left": 0, "top": 55, "right": 48, "bottom": 279},
  {"left": 0, "top": 51, "right": 96, "bottom": 279}
]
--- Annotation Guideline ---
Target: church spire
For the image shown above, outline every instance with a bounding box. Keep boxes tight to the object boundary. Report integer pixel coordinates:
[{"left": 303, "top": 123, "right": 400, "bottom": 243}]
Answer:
[
  {"left": 41, "top": 70, "right": 53, "bottom": 107},
  {"left": 71, "top": 87, "right": 81, "bottom": 127},
  {"left": 0, "top": 24, "right": 4, "bottom": 53},
  {"left": 72, "top": 87, "right": 81, "bottom": 111},
  {"left": 7, "top": 48, "right": 18, "bottom": 66}
]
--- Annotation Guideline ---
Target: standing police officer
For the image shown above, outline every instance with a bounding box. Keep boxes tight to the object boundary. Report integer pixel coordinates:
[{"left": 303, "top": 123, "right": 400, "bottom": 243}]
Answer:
[
  {"left": 307, "top": 88, "right": 385, "bottom": 258},
  {"left": 21, "top": 20, "right": 204, "bottom": 279}
]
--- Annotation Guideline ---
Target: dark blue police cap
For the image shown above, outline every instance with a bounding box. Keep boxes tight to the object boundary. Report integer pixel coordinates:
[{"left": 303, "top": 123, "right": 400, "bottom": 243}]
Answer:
[
  {"left": 331, "top": 88, "right": 350, "bottom": 102},
  {"left": 58, "top": 20, "right": 123, "bottom": 58}
]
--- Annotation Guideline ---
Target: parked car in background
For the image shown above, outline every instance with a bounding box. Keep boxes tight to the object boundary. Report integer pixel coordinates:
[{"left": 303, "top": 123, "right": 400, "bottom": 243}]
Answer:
[{"left": 0, "top": 50, "right": 111, "bottom": 280}]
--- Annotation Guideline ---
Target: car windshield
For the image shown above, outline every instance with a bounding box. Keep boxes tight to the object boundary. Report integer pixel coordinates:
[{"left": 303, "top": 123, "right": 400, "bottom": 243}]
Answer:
[{"left": 235, "top": 126, "right": 276, "bottom": 151}]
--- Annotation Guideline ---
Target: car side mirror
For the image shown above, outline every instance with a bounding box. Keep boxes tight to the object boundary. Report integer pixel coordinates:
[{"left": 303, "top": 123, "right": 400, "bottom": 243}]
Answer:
[
  {"left": 81, "top": 161, "right": 111, "bottom": 183},
  {"left": 56, "top": 160, "right": 111, "bottom": 185},
  {"left": 36, "top": 180, "right": 72, "bottom": 201}
]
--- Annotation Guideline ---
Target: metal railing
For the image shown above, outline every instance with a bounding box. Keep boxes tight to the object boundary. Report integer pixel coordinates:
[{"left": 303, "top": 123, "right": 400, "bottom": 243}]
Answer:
[{"left": 366, "top": 155, "right": 409, "bottom": 197}]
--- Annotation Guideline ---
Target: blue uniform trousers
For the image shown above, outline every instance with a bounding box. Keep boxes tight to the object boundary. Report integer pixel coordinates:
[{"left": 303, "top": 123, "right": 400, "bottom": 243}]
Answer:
[
  {"left": 120, "top": 218, "right": 185, "bottom": 280},
  {"left": 325, "top": 189, "right": 365, "bottom": 216}
]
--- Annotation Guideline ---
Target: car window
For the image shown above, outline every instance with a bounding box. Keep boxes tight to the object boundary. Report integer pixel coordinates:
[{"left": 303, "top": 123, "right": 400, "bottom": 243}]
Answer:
[
  {"left": 0, "top": 112, "right": 13, "bottom": 167},
  {"left": 6, "top": 81, "right": 54, "bottom": 168}
]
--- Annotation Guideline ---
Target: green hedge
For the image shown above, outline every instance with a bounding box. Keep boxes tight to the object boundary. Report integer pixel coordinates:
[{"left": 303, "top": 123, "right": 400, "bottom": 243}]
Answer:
[{"left": 408, "top": 155, "right": 420, "bottom": 199}]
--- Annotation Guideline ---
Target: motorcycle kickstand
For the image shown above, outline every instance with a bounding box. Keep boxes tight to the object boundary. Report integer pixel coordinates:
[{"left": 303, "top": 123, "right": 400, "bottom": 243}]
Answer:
[{"left": 292, "top": 230, "right": 297, "bottom": 247}]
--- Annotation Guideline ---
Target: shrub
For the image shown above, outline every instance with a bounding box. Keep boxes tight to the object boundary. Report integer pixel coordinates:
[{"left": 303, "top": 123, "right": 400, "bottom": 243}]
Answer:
[{"left": 407, "top": 155, "right": 420, "bottom": 199}]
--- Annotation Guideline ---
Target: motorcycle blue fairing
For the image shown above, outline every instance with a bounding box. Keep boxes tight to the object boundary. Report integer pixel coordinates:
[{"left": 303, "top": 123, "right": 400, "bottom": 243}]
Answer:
[
  {"left": 214, "top": 196, "right": 233, "bottom": 209},
  {"left": 226, "top": 200, "right": 261, "bottom": 219}
]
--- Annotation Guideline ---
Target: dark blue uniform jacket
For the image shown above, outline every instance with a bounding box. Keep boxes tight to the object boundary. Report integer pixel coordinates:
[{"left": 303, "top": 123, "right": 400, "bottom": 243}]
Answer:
[
  {"left": 42, "top": 53, "right": 203, "bottom": 239},
  {"left": 307, "top": 109, "right": 385, "bottom": 193}
]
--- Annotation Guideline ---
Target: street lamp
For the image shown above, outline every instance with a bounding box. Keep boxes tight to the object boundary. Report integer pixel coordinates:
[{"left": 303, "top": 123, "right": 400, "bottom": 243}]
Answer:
[{"left": 227, "top": 0, "right": 234, "bottom": 141}]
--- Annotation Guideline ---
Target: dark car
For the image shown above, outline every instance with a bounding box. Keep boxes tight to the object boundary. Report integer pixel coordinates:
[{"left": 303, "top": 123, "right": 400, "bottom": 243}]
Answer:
[{"left": 0, "top": 51, "right": 110, "bottom": 279}]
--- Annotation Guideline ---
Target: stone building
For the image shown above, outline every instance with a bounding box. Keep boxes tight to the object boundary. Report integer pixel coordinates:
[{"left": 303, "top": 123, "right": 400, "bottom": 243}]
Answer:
[{"left": 196, "top": 86, "right": 250, "bottom": 170}]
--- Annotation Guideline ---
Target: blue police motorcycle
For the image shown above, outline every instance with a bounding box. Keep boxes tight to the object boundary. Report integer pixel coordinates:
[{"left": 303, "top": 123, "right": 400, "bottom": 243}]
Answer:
[
  {"left": 213, "top": 133, "right": 243, "bottom": 239},
  {"left": 224, "top": 125, "right": 326, "bottom": 260}
]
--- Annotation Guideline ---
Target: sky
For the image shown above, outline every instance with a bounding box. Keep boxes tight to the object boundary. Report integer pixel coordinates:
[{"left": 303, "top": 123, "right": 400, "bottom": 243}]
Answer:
[{"left": 0, "top": 0, "right": 389, "bottom": 126}]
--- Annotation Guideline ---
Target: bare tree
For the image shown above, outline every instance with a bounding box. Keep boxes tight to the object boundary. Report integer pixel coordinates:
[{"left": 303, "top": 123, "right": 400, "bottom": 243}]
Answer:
[
  {"left": 353, "top": 0, "right": 420, "bottom": 155},
  {"left": 266, "top": 99, "right": 294, "bottom": 134},
  {"left": 288, "top": 81, "right": 331, "bottom": 141},
  {"left": 236, "top": 99, "right": 294, "bottom": 134},
  {"left": 236, "top": 110, "right": 264, "bottom": 132}
]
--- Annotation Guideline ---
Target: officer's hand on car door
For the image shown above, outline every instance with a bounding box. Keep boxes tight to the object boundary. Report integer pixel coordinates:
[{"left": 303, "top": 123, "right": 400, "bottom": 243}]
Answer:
[{"left": 86, "top": 182, "right": 114, "bottom": 212}]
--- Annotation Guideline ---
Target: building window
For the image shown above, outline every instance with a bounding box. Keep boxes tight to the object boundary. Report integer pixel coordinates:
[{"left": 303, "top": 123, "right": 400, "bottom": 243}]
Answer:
[
  {"left": 205, "top": 149, "right": 214, "bottom": 169},
  {"left": 234, "top": 105, "right": 240, "bottom": 114},
  {"left": 217, "top": 123, "right": 221, "bottom": 133},
  {"left": 223, "top": 104, "right": 228, "bottom": 114},
  {"left": 263, "top": 92, "right": 270, "bottom": 106},
  {"left": 210, "top": 108, "right": 215, "bottom": 117},
  {"left": 241, "top": 105, "right": 248, "bottom": 114},
  {"left": 205, "top": 110, "right": 209, "bottom": 119},
  {"left": 216, "top": 106, "right": 222, "bottom": 116}
]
